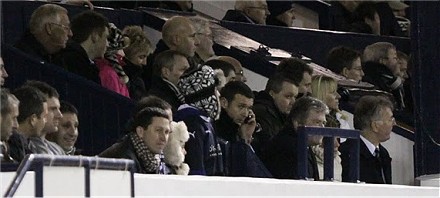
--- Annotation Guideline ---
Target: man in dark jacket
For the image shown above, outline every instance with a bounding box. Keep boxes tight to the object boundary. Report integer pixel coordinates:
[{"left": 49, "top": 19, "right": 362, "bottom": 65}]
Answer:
[
  {"left": 100, "top": 107, "right": 171, "bottom": 174},
  {"left": 362, "top": 42, "right": 405, "bottom": 110},
  {"left": 339, "top": 96, "right": 394, "bottom": 184},
  {"left": 261, "top": 97, "right": 328, "bottom": 180},
  {"left": 54, "top": 11, "right": 109, "bottom": 84},
  {"left": 15, "top": 4, "right": 72, "bottom": 63},
  {"left": 148, "top": 50, "right": 189, "bottom": 112},
  {"left": 253, "top": 73, "right": 298, "bottom": 157},
  {"left": 1, "top": 89, "right": 19, "bottom": 162},
  {"left": 222, "top": 0, "right": 269, "bottom": 25},
  {"left": 216, "top": 81, "right": 272, "bottom": 178}
]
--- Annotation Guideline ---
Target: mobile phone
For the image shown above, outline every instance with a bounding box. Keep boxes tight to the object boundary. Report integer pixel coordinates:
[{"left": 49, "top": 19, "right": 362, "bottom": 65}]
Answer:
[{"left": 244, "top": 114, "right": 253, "bottom": 124}]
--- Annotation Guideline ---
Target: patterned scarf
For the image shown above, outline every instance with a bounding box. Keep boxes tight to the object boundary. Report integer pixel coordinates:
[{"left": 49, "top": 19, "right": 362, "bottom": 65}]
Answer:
[
  {"left": 129, "top": 133, "right": 159, "bottom": 173},
  {"left": 105, "top": 23, "right": 129, "bottom": 84}
]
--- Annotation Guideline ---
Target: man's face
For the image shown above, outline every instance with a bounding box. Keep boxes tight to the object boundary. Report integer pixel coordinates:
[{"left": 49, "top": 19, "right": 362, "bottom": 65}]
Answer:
[
  {"left": 0, "top": 99, "right": 19, "bottom": 141},
  {"left": 303, "top": 109, "right": 327, "bottom": 146},
  {"left": 195, "top": 26, "right": 215, "bottom": 58},
  {"left": 94, "top": 27, "right": 109, "bottom": 59},
  {"left": 397, "top": 58, "right": 409, "bottom": 80},
  {"left": 343, "top": 57, "right": 364, "bottom": 82},
  {"left": 33, "top": 102, "right": 49, "bottom": 137},
  {"left": 245, "top": 0, "right": 269, "bottom": 25},
  {"left": 222, "top": 94, "right": 253, "bottom": 125},
  {"left": 49, "top": 13, "right": 72, "bottom": 51},
  {"left": 271, "top": 81, "right": 298, "bottom": 114},
  {"left": 42, "top": 97, "right": 62, "bottom": 134},
  {"left": 373, "top": 107, "right": 395, "bottom": 143},
  {"left": 138, "top": 117, "right": 171, "bottom": 154},
  {"left": 55, "top": 113, "right": 78, "bottom": 151},
  {"left": 224, "top": 70, "right": 237, "bottom": 83},
  {"left": 299, "top": 72, "right": 312, "bottom": 95},
  {"left": 164, "top": 55, "right": 190, "bottom": 85},
  {"left": 176, "top": 24, "right": 198, "bottom": 57},
  {"left": 0, "top": 58, "right": 9, "bottom": 86},
  {"left": 382, "top": 49, "right": 399, "bottom": 76}
]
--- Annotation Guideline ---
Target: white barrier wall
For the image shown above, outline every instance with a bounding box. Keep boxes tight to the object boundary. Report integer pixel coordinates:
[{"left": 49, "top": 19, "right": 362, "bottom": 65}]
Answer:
[{"left": 135, "top": 174, "right": 439, "bottom": 196}]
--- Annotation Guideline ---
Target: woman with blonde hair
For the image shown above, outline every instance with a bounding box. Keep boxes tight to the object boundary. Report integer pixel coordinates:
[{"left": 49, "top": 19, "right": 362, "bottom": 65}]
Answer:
[{"left": 310, "top": 75, "right": 349, "bottom": 181}]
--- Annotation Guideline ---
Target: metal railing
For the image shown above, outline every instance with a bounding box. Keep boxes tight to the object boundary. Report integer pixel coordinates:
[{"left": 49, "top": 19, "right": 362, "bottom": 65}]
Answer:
[
  {"left": 3, "top": 154, "right": 135, "bottom": 197},
  {"left": 297, "top": 126, "right": 360, "bottom": 182}
]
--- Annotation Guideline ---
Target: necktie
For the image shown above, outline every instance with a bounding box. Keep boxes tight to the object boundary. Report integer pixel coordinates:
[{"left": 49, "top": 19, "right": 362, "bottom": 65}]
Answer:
[{"left": 375, "top": 147, "right": 386, "bottom": 183}]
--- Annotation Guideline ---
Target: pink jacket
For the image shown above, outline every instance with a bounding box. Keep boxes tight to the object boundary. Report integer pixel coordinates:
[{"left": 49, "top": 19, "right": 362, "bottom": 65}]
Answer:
[{"left": 95, "top": 58, "right": 130, "bottom": 98}]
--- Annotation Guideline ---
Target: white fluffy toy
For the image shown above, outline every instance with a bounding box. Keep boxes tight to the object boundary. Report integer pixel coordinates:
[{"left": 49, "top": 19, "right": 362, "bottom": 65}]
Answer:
[{"left": 163, "top": 121, "right": 190, "bottom": 175}]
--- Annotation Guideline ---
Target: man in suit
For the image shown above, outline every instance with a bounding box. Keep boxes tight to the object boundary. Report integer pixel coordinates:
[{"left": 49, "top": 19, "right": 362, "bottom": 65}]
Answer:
[{"left": 340, "top": 95, "right": 394, "bottom": 184}]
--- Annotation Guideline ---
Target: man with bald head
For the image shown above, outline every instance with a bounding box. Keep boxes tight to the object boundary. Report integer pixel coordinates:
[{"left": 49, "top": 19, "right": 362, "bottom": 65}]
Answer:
[
  {"left": 0, "top": 57, "right": 9, "bottom": 87},
  {"left": 223, "top": 0, "right": 270, "bottom": 25},
  {"left": 15, "top": 4, "right": 72, "bottom": 63},
  {"left": 217, "top": 56, "right": 247, "bottom": 82}
]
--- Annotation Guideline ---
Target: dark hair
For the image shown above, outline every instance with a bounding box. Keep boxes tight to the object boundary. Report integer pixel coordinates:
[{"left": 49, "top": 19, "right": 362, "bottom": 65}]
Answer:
[
  {"left": 13, "top": 86, "right": 47, "bottom": 123},
  {"left": 354, "top": 95, "right": 394, "bottom": 130},
  {"left": 353, "top": 2, "right": 378, "bottom": 22},
  {"left": 134, "top": 96, "right": 172, "bottom": 115},
  {"left": 265, "top": 72, "right": 298, "bottom": 93},
  {"left": 24, "top": 80, "right": 59, "bottom": 98},
  {"left": 60, "top": 100, "right": 78, "bottom": 115},
  {"left": 205, "top": 59, "right": 236, "bottom": 77},
  {"left": 152, "top": 50, "right": 187, "bottom": 76},
  {"left": 277, "top": 58, "right": 313, "bottom": 86},
  {"left": 71, "top": 11, "right": 109, "bottom": 43},
  {"left": 286, "top": 96, "right": 328, "bottom": 128},
  {"left": 220, "top": 81, "right": 254, "bottom": 102},
  {"left": 326, "top": 46, "right": 361, "bottom": 74},
  {"left": 130, "top": 107, "right": 169, "bottom": 132}
]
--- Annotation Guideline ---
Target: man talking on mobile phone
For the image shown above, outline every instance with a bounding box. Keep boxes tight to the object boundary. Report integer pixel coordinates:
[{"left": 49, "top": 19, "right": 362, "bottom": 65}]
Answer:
[{"left": 215, "top": 81, "right": 272, "bottom": 178}]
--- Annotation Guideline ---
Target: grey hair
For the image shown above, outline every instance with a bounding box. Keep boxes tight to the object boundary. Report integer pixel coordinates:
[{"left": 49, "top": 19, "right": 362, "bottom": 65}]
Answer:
[{"left": 362, "top": 42, "right": 396, "bottom": 63}]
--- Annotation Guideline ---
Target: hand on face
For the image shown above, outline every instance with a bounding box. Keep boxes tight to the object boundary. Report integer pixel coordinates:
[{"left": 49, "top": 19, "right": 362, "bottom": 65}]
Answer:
[{"left": 239, "top": 110, "right": 257, "bottom": 144}]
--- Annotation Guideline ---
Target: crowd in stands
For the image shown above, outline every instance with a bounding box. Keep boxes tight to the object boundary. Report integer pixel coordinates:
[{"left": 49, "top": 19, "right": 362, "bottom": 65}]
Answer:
[{"left": 1, "top": 1, "right": 414, "bottom": 185}]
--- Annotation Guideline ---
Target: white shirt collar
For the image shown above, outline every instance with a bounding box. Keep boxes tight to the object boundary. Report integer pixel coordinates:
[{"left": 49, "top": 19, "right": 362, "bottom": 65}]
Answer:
[{"left": 360, "top": 135, "right": 378, "bottom": 156}]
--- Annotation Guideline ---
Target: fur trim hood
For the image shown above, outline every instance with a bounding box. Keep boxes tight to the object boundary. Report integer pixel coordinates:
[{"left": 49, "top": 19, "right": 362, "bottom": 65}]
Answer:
[{"left": 164, "top": 121, "right": 190, "bottom": 175}]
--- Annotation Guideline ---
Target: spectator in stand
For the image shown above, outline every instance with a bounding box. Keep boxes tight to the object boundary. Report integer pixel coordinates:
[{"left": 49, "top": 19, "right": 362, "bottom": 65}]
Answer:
[
  {"left": 388, "top": 1, "right": 410, "bottom": 36},
  {"left": 163, "top": 121, "right": 190, "bottom": 175},
  {"left": 46, "top": 101, "right": 79, "bottom": 155},
  {"left": 95, "top": 23, "right": 131, "bottom": 98},
  {"left": 310, "top": 75, "right": 349, "bottom": 181},
  {"left": 329, "top": 1, "right": 360, "bottom": 32},
  {"left": 190, "top": 17, "right": 216, "bottom": 65},
  {"left": 215, "top": 81, "right": 272, "bottom": 178},
  {"left": 8, "top": 86, "right": 48, "bottom": 162},
  {"left": 261, "top": 96, "right": 328, "bottom": 180},
  {"left": 362, "top": 42, "right": 405, "bottom": 110},
  {"left": 15, "top": 4, "right": 72, "bottom": 63},
  {"left": 205, "top": 59, "right": 237, "bottom": 84},
  {"left": 150, "top": 16, "right": 199, "bottom": 81},
  {"left": 396, "top": 51, "right": 409, "bottom": 81},
  {"left": 24, "top": 80, "right": 65, "bottom": 155},
  {"left": 277, "top": 57, "right": 313, "bottom": 98},
  {"left": 252, "top": 73, "right": 298, "bottom": 157},
  {"left": 350, "top": 2, "right": 381, "bottom": 35},
  {"left": 122, "top": 26, "right": 152, "bottom": 101},
  {"left": 100, "top": 107, "right": 171, "bottom": 174},
  {"left": 326, "top": 46, "right": 364, "bottom": 83},
  {"left": 266, "top": 1, "right": 295, "bottom": 27},
  {"left": 157, "top": 0, "right": 193, "bottom": 12},
  {"left": 217, "top": 56, "right": 247, "bottom": 82},
  {"left": 1, "top": 89, "right": 19, "bottom": 162},
  {"left": 174, "top": 65, "right": 224, "bottom": 176},
  {"left": 148, "top": 50, "right": 189, "bottom": 112},
  {"left": 0, "top": 57, "right": 9, "bottom": 87},
  {"left": 54, "top": 11, "right": 109, "bottom": 84},
  {"left": 340, "top": 96, "right": 394, "bottom": 184},
  {"left": 222, "top": 0, "right": 270, "bottom": 25}
]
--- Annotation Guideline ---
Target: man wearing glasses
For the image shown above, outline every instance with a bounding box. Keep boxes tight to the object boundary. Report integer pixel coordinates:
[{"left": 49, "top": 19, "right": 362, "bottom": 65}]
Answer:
[
  {"left": 15, "top": 4, "right": 72, "bottom": 63},
  {"left": 222, "top": 0, "right": 270, "bottom": 25}
]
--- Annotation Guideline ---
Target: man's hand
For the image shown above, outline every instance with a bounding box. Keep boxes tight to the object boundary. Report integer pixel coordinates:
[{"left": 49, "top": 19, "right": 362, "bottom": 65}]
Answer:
[{"left": 239, "top": 110, "right": 257, "bottom": 144}]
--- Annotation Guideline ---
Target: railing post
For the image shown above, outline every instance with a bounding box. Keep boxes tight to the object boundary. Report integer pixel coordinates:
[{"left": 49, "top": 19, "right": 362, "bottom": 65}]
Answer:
[
  {"left": 34, "top": 160, "right": 44, "bottom": 197},
  {"left": 323, "top": 136, "right": 334, "bottom": 181},
  {"left": 297, "top": 128, "right": 309, "bottom": 179}
]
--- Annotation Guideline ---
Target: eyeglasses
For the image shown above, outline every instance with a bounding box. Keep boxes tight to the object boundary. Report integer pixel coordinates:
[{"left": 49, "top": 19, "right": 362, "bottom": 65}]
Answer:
[{"left": 50, "top": 23, "right": 71, "bottom": 32}]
